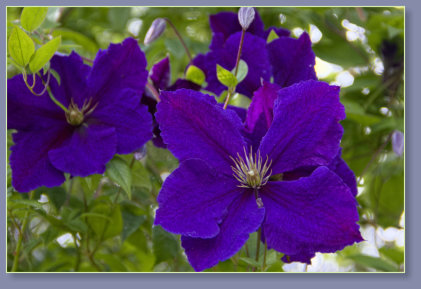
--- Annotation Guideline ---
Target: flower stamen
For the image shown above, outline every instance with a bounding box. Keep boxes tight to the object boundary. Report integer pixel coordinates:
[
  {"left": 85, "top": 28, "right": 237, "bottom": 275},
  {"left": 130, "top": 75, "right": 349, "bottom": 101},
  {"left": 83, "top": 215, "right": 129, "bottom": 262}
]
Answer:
[{"left": 230, "top": 147, "right": 272, "bottom": 189}]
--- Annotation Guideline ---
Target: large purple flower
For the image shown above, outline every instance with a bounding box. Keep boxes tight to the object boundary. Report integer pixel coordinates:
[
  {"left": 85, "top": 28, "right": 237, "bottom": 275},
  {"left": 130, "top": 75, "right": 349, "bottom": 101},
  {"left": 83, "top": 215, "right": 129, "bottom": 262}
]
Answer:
[
  {"left": 192, "top": 9, "right": 316, "bottom": 97},
  {"left": 142, "top": 57, "right": 200, "bottom": 148},
  {"left": 8, "top": 38, "right": 153, "bottom": 193},
  {"left": 154, "top": 80, "right": 363, "bottom": 271}
]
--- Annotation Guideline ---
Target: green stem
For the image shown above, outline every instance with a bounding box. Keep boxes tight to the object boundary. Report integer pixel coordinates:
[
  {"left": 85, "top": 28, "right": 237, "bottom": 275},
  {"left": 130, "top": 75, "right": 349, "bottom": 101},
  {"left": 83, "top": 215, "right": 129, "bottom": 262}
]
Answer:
[
  {"left": 11, "top": 191, "right": 33, "bottom": 272},
  {"left": 262, "top": 240, "right": 267, "bottom": 271},
  {"left": 223, "top": 29, "right": 245, "bottom": 109},
  {"left": 255, "top": 227, "right": 261, "bottom": 262},
  {"left": 164, "top": 18, "right": 192, "bottom": 62}
]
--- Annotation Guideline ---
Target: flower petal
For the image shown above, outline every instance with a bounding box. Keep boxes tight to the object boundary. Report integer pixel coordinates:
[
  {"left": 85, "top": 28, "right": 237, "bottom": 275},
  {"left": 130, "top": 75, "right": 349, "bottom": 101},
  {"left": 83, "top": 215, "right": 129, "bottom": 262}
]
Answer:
[
  {"left": 49, "top": 52, "right": 90, "bottom": 107},
  {"left": 259, "top": 80, "right": 345, "bottom": 174},
  {"left": 88, "top": 38, "right": 148, "bottom": 99},
  {"left": 155, "top": 159, "right": 241, "bottom": 238},
  {"left": 193, "top": 32, "right": 271, "bottom": 97},
  {"left": 261, "top": 166, "right": 363, "bottom": 257},
  {"left": 209, "top": 10, "right": 265, "bottom": 50},
  {"left": 90, "top": 89, "right": 153, "bottom": 154},
  {"left": 245, "top": 81, "right": 281, "bottom": 134},
  {"left": 268, "top": 32, "right": 317, "bottom": 88},
  {"left": 181, "top": 191, "right": 265, "bottom": 271},
  {"left": 327, "top": 149, "right": 358, "bottom": 197},
  {"left": 150, "top": 57, "right": 171, "bottom": 90},
  {"left": 7, "top": 73, "right": 66, "bottom": 131},
  {"left": 10, "top": 126, "right": 71, "bottom": 192},
  {"left": 156, "top": 89, "right": 246, "bottom": 174},
  {"left": 48, "top": 124, "right": 117, "bottom": 177}
]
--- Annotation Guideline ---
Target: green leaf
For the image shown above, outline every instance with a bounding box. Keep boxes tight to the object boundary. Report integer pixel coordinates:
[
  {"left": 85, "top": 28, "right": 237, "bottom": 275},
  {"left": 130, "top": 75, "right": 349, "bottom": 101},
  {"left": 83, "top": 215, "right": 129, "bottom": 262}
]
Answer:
[
  {"left": 239, "top": 257, "right": 260, "bottom": 268},
  {"left": 29, "top": 36, "right": 61, "bottom": 73},
  {"left": 379, "top": 247, "right": 404, "bottom": 265},
  {"left": 233, "top": 60, "right": 248, "bottom": 84},
  {"left": 348, "top": 254, "right": 399, "bottom": 272},
  {"left": 106, "top": 156, "right": 132, "bottom": 199},
  {"left": 266, "top": 29, "right": 279, "bottom": 43},
  {"left": 131, "top": 161, "right": 151, "bottom": 191},
  {"left": 121, "top": 209, "right": 146, "bottom": 242},
  {"left": 8, "top": 26, "right": 35, "bottom": 67},
  {"left": 21, "top": 7, "right": 49, "bottom": 32},
  {"left": 87, "top": 204, "right": 123, "bottom": 239},
  {"left": 185, "top": 65, "right": 205, "bottom": 86},
  {"left": 35, "top": 186, "right": 67, "bottom": 210},
  {"left": 52, "top": 29, "right": 99, "bottom": 54},
  {"left": 152, "top": 226, "right": 179, "bottom": 264},
  {"left": 216, "top": 64, "right": 237, "bottom": 88}
]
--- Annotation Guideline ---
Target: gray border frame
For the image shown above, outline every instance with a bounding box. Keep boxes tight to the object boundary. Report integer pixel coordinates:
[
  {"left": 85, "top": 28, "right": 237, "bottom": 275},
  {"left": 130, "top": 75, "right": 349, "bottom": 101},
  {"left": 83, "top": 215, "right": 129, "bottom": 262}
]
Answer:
[{"left": 1, "top": 0, "right": 417, "bottom": 288}]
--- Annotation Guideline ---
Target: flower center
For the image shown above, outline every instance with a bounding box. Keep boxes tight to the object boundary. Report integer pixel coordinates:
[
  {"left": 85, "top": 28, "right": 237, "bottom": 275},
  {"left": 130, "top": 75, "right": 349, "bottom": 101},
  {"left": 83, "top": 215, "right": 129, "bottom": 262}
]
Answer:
[
  {"left": 65, "top": 98, "right": 98, "bottom": 126},
  {"left": 230, "top": 148, "right": 272, "bottom": 189}
]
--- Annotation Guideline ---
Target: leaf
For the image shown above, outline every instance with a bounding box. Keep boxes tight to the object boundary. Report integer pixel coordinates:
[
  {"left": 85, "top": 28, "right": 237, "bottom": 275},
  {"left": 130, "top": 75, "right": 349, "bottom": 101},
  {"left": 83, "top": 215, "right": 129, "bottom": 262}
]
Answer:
[
  {"left": 52, "top": 29, "right": 98, "bottom": 54},
  {"left": 131, "top": 161, "right": 152, "bottom": 191},
  {"left": 233, "top": 60, "right": 248, "bottom": 84},
  {"left": 185, "top": 65, "right": 205, "bottom": 86},
  {"left": 35, "top": 186, "right": 67, "bottom": 211},
  {"left": 29, "top": 36, "right": 61, "bottom": 73},
  {"left": 266, "top": 29, "right": 279, "bottom": 43},
  {"left": 239, "top": 257, "right": 260, "bottom": 268},
  {"left": 348, "top": 254, "right": 399, "bottom": 272},
  {"left": 379, "top": 247, "right": 404, "bottom": 265},
  {"left": 121, "top": 209, "right": 146, "bottom": 242},
  {"left": 87, "top": 204, "right": 123, "bottom": 239},
  {"left": 8, "top": 26, "right": 35, "bottom": 67},
  {"left": 106, "top": 156, "right": 132, "bottom": 199},
  {"left": 21, "top": 7, "right": 48, "bottom": 32},
  {"left": 216, "top": 64, "right": 237, "bottom": 88},
  {"left": 152, "top": 226, "right": 179, "bottom": 264},
  {"left": 108, "top": 8, "right": 131, "bottom": 31}
]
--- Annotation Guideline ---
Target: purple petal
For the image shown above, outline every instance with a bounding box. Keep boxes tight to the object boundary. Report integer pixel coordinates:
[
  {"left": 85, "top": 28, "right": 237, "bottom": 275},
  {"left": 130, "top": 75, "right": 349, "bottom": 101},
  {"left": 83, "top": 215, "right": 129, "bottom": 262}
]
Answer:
[
  {"left": 392, "top": 130, "right": 404, "bottom": 156},
  {"left": 245, "top": 81, "right": 281, "bottom": 133},
  {"left": 90, "top": 89, "right": 152, "bottom": 154},
  {"left": 261, "top": 166, "right": 363, "bottom": 257},
  {"left": 167, "top": 79, "right": 201, "bottom": 91},
  {"left": 209, "top": 10, "right": 265, "bottom": 50},
  {"left": 10, "top": 126, "right": 71, "bottom": 192},
  {"left": 195, "top": 32, "right": 271, "bottom": 97},
  {"left": 49, "top": 52, "right": 90, "bottom": 107},
  {"left": 181, "top": 192, "right": 265, "bottom": 271},
  {"left": 155, "top": 159, "right": 241, "bottom": 238},
  {"left": 263, "top": 27, "right": 291, "bottom": 39},
  {"left": 150, "top": 57, "right": 171, "bottom": 90},
  {"left": 156, "top": 89, "right": 246, "bottom": 174},
  {"left": 7, "top": 73, "right": 66, "bottom": 131},
  {"left": 259, "top": 80, "right": 345, "bottom": 175},
  {"left": 328, "top": 149, "right": 358, "bottom": 197},
  {"left": 268, "top": 33, "right": 317, "bottom": 88},
  {"left": 281, "top": 251, "right": 315, "bottom": 264},
  {"left": 48, "top": 124, "right": 117, "bottom": 177},
  {"left": 88, "top": 38, "right": 148, "bottom": 98}
]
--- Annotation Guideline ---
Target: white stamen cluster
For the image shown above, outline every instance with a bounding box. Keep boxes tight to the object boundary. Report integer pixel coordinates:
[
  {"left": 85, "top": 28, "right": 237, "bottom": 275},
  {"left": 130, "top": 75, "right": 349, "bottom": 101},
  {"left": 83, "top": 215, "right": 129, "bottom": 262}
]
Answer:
[{"left": 230, "top": 148, "right": 272, "bottom": 189}]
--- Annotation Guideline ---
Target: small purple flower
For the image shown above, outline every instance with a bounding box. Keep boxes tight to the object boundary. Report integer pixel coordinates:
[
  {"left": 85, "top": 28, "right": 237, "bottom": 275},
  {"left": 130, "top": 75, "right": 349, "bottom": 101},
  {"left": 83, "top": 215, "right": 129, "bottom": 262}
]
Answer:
[
  {"left": 191, "top": 9, "right": 316, "bottom": 98},
  {"left": 8, "top": 38, "right": 153, "bottom": 192},
  {"left": 154, "top": 80, "right": 363, "bottom": 271},
  {"left": 142, "top": 57, "right": 201, "bottom": 148}
]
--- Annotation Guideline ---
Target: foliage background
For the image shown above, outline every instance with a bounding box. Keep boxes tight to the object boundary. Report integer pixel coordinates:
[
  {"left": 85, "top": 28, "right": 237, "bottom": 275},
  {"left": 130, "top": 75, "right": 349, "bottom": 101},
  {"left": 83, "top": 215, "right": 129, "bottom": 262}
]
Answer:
[{"left": 6, "top": 6, "right": 404, "bottom": 272}]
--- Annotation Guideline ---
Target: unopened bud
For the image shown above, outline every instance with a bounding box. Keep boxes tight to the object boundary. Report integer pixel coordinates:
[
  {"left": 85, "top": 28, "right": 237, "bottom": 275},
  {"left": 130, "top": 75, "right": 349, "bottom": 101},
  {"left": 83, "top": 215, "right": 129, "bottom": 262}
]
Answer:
[
  {"left": 238, "top": 7, "right": 255, "bottom": 30},
  {"left": 144, "top": 18, "right": 167, "bottom": 45},
  {"left": 392, "top": 130, "right": 404, "bottom": 156}
]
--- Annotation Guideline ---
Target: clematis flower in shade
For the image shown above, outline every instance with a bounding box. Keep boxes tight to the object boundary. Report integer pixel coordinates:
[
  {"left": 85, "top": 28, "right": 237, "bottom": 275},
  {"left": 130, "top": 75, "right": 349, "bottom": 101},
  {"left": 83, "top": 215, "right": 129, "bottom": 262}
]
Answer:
[
  {"left": 191, "top": 9, "right": 317, "bottom": 98},
  {"left": 142, "top": 56, "right": 201, "bottom": 148},
  {"left": 8, "top": 38, "right": 153, "bottom": 193},
  {"left": 154, "top": 80, "right": 363, "bottom": 271}
]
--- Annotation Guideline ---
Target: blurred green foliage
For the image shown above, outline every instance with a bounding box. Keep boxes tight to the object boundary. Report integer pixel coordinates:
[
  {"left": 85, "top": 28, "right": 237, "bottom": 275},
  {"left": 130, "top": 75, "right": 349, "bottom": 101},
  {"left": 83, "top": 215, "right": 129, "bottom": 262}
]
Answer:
[{"left": 6, "top": 6, "right": 404, "bottom": 272}]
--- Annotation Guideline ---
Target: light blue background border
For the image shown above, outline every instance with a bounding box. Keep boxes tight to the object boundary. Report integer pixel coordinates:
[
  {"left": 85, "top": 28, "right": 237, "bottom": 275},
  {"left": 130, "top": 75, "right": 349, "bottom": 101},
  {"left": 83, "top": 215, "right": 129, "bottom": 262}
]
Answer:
[{"left": 1, "top": 0, "right": 416, "bottom": 288}]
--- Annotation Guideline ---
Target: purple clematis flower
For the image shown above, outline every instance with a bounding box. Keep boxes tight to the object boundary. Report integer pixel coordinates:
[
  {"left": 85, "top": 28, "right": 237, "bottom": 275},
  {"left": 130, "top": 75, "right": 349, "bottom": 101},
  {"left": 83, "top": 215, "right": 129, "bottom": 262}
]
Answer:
[
  {"left": 8, "top": 38, "right": 153, "bottom": 193},
  {"left": 191, "top": 9, "right": 316, "bottom": 98},
  {"left": 154, "top": 80, "right": 363, "bottom": 271},
  {"left": 142, "top": 57, "right": 201, "bottom": 148}
]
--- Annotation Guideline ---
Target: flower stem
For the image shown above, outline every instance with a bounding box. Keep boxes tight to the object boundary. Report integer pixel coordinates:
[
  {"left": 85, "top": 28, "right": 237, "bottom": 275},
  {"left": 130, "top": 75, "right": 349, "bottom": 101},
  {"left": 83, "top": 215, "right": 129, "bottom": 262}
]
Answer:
[
  {"left": 262, "top": 240, "right": 267, "bottom": 271},
  {"left": 255, "top": 227, "right": 261, "bottom": 262},
  {"left": 164, "top": 18, "right": 192, "bottom": 63},
  {"left": 11, "top": 191, "right": 33, "bottom": 272},
  {"left": 223, "top": 28, "right": 245, "bottom": 109},
  {"left": 146, "top": 81, "right": 161, "bottom": 102}
]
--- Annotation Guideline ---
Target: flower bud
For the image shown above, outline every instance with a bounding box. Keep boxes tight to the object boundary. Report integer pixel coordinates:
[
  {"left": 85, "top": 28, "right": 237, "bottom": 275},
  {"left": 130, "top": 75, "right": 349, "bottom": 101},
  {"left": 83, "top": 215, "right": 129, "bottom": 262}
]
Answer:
[
  {"left": 238, "top": 7, "right": 255, "bottom": 30},
  {"left": 392, "top": 130, "right": 404, "bottom": 156},
  {"left": 144, "top": 18, "right": 167, "bottom": 45}
]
